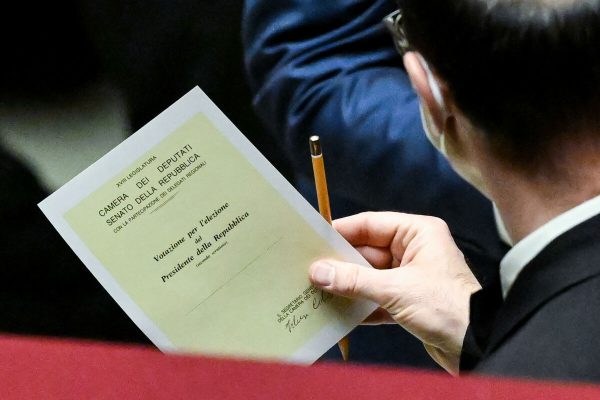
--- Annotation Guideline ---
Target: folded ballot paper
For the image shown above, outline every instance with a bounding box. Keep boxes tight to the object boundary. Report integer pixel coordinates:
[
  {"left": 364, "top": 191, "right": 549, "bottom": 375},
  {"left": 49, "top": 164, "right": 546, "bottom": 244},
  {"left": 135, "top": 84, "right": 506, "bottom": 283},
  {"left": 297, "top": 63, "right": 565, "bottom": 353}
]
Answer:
[{"left": 39, "top": 87, "right": 376, "bottom": 363}]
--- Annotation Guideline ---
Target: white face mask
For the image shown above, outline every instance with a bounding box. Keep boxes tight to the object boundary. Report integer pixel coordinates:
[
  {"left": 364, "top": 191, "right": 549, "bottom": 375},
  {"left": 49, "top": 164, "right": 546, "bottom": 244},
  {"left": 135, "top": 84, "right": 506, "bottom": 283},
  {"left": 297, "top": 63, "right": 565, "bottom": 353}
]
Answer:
[
  {"left": 419, "top": 102, "right": 447, "bottom": 156},
  {"left": 417, "top": 55, "right": 447, "bottom": 156},
  {"left": 416, "top": 55, "right": 489, "bottom": 197}
]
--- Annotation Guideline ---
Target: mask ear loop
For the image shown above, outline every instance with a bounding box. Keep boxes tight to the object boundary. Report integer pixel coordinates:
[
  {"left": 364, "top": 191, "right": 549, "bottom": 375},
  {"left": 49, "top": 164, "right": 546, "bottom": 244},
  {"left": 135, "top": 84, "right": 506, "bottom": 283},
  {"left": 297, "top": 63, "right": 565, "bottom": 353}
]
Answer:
[
  {"left": 417, "top": 54, "right": 446, "bottom": 110},
  {"left": 416, "top": 54, "right": 447, "bottom": 153}
]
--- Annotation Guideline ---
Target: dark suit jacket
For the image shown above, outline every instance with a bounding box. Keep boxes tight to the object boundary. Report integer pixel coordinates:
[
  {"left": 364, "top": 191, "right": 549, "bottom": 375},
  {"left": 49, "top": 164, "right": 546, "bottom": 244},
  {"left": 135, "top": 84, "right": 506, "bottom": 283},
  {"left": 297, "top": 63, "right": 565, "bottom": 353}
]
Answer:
[{"left": 461, "top": 213, "right": 600, "bottom": 383}]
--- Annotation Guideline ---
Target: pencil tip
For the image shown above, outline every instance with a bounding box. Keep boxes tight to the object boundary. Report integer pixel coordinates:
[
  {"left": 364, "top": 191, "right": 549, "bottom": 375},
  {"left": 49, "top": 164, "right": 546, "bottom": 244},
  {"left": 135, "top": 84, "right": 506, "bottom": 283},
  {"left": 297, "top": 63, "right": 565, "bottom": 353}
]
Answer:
[{"left": 338, "top": 337, "right": 350, "bottom": 361}]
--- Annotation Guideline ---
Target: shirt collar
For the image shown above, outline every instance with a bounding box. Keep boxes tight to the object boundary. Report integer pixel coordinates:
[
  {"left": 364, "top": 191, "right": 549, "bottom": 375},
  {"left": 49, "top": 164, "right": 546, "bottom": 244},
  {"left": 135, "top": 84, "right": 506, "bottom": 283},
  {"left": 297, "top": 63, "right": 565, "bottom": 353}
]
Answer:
[{"left": 499, "top": 194, "right": 600, "bottom": 299}]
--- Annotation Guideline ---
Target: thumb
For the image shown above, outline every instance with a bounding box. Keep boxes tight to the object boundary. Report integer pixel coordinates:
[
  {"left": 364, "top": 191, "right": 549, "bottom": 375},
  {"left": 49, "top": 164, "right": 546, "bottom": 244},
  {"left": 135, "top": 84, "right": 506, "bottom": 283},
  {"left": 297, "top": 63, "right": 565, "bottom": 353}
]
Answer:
[{"left": 309, "top": 260, "right": 393, "bottom": 306}]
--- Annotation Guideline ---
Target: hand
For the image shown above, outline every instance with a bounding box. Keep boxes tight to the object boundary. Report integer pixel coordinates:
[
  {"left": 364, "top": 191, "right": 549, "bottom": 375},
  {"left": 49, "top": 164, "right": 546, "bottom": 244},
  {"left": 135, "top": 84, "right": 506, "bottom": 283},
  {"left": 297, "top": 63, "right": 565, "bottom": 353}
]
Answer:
[{"left": 309, "top": 212, "right": 481, "bottom": 375}]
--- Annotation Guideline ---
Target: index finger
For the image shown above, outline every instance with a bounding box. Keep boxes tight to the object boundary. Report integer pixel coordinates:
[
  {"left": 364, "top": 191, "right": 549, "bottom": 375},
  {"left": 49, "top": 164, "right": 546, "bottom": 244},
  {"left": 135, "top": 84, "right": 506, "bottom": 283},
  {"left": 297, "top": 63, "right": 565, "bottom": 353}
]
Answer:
[{"left": 333, "top": 211, "right": 420, "bottom": 256}]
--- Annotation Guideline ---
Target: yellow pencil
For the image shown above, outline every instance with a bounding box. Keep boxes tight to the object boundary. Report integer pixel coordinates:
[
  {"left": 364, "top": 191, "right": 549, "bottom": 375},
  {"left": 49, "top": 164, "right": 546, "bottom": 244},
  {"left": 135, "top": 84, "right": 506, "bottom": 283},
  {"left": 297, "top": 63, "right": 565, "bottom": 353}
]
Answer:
[{"left": 309, "top": 135, "right": 350, "bottom": 362}]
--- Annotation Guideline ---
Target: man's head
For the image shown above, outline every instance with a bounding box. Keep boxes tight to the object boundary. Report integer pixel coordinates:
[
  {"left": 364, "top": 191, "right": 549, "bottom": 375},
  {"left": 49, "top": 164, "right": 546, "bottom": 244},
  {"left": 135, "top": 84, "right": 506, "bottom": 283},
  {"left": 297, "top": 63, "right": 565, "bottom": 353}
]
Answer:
[{"left": 396, "top": 0, "right": 600, "bottom": 194}]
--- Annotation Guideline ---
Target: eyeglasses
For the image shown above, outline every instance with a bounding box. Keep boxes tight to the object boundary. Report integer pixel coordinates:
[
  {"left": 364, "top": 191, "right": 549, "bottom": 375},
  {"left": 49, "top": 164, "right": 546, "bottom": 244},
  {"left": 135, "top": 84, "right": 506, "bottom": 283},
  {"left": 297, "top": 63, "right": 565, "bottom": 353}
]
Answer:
[{"left": 383, "top": 10, "right": 411, "bottom": 56}]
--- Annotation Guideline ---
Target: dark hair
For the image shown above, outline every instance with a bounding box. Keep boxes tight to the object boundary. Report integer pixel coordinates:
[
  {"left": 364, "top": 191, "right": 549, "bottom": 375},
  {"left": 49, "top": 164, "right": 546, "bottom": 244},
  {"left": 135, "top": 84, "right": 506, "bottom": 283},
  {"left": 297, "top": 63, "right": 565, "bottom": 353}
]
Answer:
[{"left": 400, "top": 0, "right": 600, "bottom": 168}]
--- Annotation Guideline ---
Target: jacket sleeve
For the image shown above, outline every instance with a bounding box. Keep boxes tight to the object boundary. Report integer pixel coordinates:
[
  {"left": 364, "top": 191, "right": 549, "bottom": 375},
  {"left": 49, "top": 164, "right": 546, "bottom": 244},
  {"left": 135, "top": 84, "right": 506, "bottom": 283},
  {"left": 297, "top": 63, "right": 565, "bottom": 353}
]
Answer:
[{"left": 242, "top": 0, "right": 501, "bottom": 254}]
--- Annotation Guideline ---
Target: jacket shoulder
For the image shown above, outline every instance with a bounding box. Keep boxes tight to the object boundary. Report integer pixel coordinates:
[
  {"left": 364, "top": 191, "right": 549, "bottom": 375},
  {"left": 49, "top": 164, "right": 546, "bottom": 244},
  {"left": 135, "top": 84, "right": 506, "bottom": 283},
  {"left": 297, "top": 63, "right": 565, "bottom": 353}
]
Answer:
[{"left": 475, "top": 273, "right": 600, "bottom": 383}]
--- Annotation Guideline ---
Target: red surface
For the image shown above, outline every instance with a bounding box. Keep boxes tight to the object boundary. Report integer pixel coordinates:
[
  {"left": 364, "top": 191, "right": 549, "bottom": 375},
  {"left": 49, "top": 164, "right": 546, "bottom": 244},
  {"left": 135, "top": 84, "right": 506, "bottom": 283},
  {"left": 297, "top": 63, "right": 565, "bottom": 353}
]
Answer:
[{"left": 1, "top": 334, "right": 600, "bottom": 399}]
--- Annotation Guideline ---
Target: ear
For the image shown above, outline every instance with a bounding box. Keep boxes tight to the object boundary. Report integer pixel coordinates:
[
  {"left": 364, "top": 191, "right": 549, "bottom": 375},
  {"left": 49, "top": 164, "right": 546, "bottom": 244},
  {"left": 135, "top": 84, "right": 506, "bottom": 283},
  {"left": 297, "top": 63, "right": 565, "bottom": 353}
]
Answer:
[{"left": 403, "top": 52, "right": 446, "bottom": 134}]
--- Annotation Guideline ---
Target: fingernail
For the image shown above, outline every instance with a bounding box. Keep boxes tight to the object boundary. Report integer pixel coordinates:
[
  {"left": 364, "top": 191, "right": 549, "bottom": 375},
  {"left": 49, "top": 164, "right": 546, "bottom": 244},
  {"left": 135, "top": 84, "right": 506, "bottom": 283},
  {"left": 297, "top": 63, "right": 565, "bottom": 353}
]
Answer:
[{"left": 311, "top": 262, "right": 334, "bottom": 286}]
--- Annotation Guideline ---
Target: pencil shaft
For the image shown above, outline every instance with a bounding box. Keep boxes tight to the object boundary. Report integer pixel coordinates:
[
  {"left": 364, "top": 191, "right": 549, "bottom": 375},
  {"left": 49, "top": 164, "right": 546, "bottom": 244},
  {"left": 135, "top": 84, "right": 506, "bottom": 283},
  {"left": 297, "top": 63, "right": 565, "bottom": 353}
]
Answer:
[
  {"left": 309, "top": 138, "right": 350, "bottom": 362},
  {"left": 311, "top": 155, "right": 332, "bottom": 224}
]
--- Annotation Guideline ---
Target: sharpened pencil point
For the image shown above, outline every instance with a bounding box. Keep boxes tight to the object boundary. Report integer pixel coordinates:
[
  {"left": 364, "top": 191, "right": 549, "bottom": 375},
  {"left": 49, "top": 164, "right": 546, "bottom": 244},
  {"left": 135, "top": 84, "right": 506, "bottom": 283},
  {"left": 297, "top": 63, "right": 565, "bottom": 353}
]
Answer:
[{"left": 339, "top": 336, "right": 350, "bottom": 361}]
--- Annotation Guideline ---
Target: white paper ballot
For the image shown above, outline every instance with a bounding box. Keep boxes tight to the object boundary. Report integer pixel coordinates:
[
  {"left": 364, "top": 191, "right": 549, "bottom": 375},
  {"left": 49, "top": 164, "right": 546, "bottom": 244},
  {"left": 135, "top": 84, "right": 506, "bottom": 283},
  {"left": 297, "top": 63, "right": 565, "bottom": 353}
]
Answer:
[{"left": 39, "top": 87, "right": 377, "bottom": 363}]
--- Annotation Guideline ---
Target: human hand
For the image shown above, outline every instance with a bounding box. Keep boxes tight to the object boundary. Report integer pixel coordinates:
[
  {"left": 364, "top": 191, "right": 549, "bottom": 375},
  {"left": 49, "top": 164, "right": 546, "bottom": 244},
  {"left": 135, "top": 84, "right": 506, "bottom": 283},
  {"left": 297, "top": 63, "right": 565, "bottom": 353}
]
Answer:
[{"left": 309, "top": 212, "right": 481, "bottom": 375}]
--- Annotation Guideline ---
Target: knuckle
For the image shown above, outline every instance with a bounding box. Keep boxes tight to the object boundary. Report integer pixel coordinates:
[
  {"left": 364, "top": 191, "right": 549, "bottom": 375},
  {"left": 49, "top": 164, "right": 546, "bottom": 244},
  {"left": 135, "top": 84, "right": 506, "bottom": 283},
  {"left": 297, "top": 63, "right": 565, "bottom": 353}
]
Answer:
[
  {"left": 339, "top": 264, "right": 361, "bottom": 297},
  {"left": 426, "top": 216, "right": 450, "bottom": 233},
  {"left": 360, "top": 211, "right": 377, "bottom": 225}
]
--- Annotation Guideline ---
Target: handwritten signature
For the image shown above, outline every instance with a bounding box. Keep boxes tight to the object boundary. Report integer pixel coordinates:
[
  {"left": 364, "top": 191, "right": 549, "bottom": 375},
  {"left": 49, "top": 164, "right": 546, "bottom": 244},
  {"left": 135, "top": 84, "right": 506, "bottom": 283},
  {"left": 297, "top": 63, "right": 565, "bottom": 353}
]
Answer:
[
  {"left": 312, "top": 289, "right": 333, "bottom": 310},
  {"left": 285, "top": 314, "right": 309, "bottom": 333}
]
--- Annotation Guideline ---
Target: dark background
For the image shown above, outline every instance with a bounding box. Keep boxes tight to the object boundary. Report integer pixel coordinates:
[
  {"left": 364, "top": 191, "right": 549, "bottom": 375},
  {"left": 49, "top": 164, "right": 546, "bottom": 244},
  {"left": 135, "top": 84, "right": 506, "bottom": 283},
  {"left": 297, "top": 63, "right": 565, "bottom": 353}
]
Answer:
[{"left": 0, "top": 0, "right": 291, "bottom": 345}]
